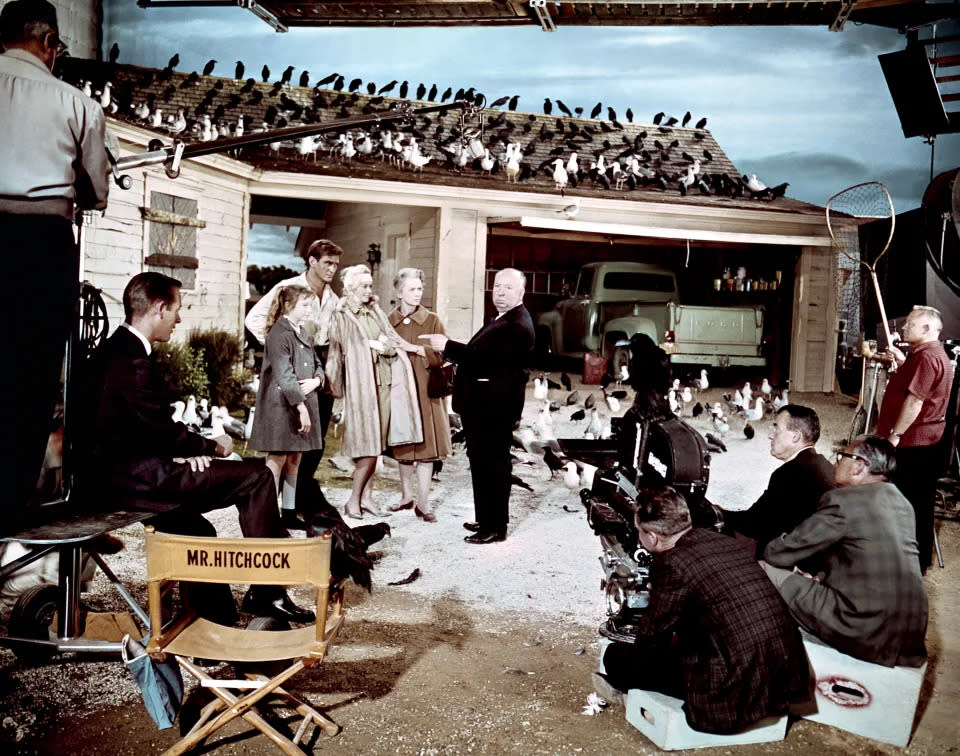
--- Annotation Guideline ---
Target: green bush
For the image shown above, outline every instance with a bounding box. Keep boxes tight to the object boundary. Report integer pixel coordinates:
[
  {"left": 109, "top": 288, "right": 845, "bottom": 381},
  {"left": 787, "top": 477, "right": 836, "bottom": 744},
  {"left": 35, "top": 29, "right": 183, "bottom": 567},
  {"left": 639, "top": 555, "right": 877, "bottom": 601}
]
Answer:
[
  {"left": 188, "top": 329, "right": 244, "bottom": 406},
  {"left": 153, "top": 343, "right": 209, "bottom": 401}
]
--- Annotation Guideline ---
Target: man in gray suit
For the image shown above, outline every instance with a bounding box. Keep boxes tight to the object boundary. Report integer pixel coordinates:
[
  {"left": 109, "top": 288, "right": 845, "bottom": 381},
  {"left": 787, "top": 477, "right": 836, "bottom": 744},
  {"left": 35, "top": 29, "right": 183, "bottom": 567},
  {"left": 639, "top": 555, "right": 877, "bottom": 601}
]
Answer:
[{"left": 762, "top": 436, "right": 927, "bottom": 668}]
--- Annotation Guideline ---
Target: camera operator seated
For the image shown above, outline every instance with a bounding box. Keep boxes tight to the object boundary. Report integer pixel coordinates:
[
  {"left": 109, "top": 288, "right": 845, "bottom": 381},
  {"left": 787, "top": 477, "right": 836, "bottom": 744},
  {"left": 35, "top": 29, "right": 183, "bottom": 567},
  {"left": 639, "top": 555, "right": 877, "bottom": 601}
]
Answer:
[
  {"left": 723, "top": 404, "right": 834, "bottom": 559},
  {"left": 596, "top": 487, "right": 809, "bottom": 735},
  {"left": 761, "top": 436, "right": 928, "bottom": 668},
  {"left": 83, "top": 272, "right": 314, "bottom": 624}
]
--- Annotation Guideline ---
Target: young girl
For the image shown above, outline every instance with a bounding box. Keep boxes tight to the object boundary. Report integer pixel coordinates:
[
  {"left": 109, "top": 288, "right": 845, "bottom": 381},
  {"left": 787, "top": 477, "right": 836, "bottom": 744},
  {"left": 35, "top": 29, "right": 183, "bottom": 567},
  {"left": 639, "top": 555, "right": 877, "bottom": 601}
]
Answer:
[{"left": 248, "top": 285, "right": 325, "bottom": 528}]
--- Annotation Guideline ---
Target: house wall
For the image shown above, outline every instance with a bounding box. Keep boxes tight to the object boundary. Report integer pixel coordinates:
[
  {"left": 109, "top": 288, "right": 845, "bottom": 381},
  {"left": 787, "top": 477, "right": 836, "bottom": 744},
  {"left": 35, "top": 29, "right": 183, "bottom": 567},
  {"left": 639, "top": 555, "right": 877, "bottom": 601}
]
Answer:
[
  {"left": 52, "top": 0, "right": 98, "bottom": 60},
  {"left": 321, "top": 202, "right": 440, "bottom": 311},
  {"left": 81, "top": 139, "right": 250, "bottom": 341}
]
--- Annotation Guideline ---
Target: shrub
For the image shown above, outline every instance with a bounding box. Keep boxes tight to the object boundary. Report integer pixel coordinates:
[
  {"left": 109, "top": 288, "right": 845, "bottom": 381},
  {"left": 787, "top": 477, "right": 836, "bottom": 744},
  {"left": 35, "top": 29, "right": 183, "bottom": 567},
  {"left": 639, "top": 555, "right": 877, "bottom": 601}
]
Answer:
[
  {"left": 153, "top": 343, "right": 209, "bottom": 401},
  {"left": 188, "top": 329, "right": 244, "bottom": 406}
]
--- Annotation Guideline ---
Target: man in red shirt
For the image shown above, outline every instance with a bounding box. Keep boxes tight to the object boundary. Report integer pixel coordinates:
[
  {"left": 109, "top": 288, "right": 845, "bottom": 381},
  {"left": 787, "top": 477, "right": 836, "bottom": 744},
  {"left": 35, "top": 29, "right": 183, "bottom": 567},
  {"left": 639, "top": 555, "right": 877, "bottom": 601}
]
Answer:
[{"left": 877, "top": 305, "right": 953, "bottom": 573}]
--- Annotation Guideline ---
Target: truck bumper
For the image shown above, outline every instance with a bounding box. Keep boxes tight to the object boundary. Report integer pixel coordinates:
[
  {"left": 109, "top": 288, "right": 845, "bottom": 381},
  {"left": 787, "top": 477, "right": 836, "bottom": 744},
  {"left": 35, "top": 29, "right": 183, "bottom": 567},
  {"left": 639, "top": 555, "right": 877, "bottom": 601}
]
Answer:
[{"left": 664, "top": 353, "right": 767, "bottom": 368}]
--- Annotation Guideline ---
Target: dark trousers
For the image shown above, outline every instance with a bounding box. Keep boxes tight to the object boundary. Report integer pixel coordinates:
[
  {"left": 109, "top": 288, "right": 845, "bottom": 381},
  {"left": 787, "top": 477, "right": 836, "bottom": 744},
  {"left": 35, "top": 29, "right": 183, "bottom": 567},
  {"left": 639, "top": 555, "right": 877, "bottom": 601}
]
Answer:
[
  {"left": 1, "top": 214, "right": 77, "bottom": 532},
  {"left": 108, "top": 457, "right": 284, "bottom": 539},
  {"left": 602, "top": 637, "right": 685, "bottom": 699},
  {"left": 295, "top": 389, "right": 334, "bottom": 518},
  {"left": 462, "top": 411, "right": 513, "bottom": 533},
  {"left": 894, "top": 443, "right": 943, "bottom": 572}
]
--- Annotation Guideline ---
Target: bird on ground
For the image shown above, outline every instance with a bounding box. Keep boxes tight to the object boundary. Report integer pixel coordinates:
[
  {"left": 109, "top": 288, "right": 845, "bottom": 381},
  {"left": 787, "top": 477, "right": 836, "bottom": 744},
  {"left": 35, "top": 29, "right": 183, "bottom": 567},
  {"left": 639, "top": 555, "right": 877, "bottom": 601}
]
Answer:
[
  {"left": 181, "top": 395, "right": 200, "bottom": 427},
  {"left": 713, "top": 414, "right": 730, "bottom": 436},
  {"left": 533, "top": 376, "right": 549, "bottom": 401},
  {"left": 98, "top": 81, "right": 113, "bottom": 110},
  {"left": 625, "top": 107, "right": 634, "bottom": 123},
  {"left": 168, "top": 109, "right": 187, "bottom": 135},
  {"left": 565, "top": 390, "right": 580, "bottom": 406},
  {"left": 542, "top": 446, "right": 566, "bottom": 477},
  {"left": 428, "top": 83, "right": 438, "bottom": 101},
  {"left": 584, "top": 393, "right": 596, "bottom": 410},
  {"left": 570, "top": 407, "right": 586, "bottom": 422},
  {"left": 234, "top": 60, "right": 244, "bottom": 79},
  {"left": 692, "top": 401, "right": 704, "bottom": 418},
  {"left": 108, "top": 42, "right": 120, "bottom": 64},
  {"left": 742, "top": 382, "right": 753, "bottom": 404},
  {"left": 81, "top": 80, "right": 92, "bottom": 98},
  {"left": 151, "top": 107, "right": 163, "bottom": 128},
  {"left": 563, "top": 462, "right": 580, "bottom": 490},
  {"left": 744, "top": 422, "right": 756, "bottom": 440},
  {"left": 772, "top": 389, "right": 789, "bottom": 412},
  {"left": 416, "top": 83, "right": 427, "bottom": 99},
  {"left": 511, "top": 474, "right": 534, "bottom": 492},
  {"left": 560, "top": 197, "right": 580, "bottom": 219},
  {"left": 760, "top": 378, "right": 772, "bottom": 396},
  {"left": 705, "top": 432, "right": 727, "bottom": 453},
  {"left": 560, "top": 372, "right": 572, "bottom": 391},
  {"left": 535, "top": 401, "right": 554, "bottom": 438},
  {"left": 694, "top": 368, "right": 709, "bottom": 392},
  {"left": 202, "top": 59, "right": 216, "bottom": 76},
  {"left": 505, "top": 149, "right": 521, "bottom": 183},
  {"left": 585, "top": 407, "right": 603, "bottom": 439},
  {"left": 668, "top": 390, "right": 680, "bottom": 416},
  {"left": 480, "top": 149, "right": 496, "bottom": 174},
  {"left": 603, "top": 390, "right": 620, "bottom": 413},
  {"left": 133, "top": 101, "right": 150, "bottom": 120},
  {"left": 745, "top": 397, "right": 764, "bottom": 422}
]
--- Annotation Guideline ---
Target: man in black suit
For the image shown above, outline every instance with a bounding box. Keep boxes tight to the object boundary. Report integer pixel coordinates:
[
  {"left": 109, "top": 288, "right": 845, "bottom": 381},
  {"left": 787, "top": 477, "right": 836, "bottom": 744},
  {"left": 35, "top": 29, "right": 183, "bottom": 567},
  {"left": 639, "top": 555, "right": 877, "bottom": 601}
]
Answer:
[
  {"left": 86, "top": 272, "right": 313, "bottom": 623},
  {"left": 723, "top": 404, "right": 834, "bottom": 558},
  {"left": 420, "top": 268, "right": 534, "bottom": 544}
]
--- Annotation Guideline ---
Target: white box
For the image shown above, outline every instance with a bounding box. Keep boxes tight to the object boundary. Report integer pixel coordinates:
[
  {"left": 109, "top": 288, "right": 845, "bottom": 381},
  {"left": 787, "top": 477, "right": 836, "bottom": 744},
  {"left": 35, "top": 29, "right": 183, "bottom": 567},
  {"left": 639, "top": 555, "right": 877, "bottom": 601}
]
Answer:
[
  {"left": 625, "top": 689, "right": 788, "bottom": 751},
  {"left": 799, "top": 634, "right": 926, "bottom": 747}
]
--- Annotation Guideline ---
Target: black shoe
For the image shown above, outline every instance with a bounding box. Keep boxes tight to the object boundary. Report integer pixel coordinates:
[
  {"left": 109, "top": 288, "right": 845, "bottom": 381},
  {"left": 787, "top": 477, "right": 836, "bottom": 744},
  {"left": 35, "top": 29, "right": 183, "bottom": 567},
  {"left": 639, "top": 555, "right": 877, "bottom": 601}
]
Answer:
[
  {"left": 281, "top": 511, "right": 307, "bottom": 531},
  {"left": 464, "top": 530, "right": 506, "bottom": 544},
  {"left": 241, "top": 588, "right": 315, "bottom": 624},
  {"left": 463, "top": 521, "right": 481, "bottom": 532}
]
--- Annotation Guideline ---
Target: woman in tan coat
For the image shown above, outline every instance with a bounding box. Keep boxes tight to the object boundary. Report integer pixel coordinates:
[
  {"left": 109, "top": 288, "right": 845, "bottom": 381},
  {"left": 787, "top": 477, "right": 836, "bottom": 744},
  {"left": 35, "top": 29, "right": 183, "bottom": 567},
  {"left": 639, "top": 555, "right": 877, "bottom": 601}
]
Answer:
[
  {"left": 386, "top": 268, "right": 452, "bottom": 522},
  {"left": 326, "top": 265, "right": 422, "bottom": 519}
]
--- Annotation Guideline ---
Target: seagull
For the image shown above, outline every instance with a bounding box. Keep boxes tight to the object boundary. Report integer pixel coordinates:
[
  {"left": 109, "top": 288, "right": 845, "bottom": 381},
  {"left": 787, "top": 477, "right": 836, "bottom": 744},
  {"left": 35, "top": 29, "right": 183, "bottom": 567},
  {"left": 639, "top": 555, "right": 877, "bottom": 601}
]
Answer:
[
  {"left": 533, "top": 376, "right": 548, "bottom": 401},
  {"left": 566, "top": 151, "right": 579, "bottom": 177},
  {"left": 98, "top": 81, "right": 113, "bottom": 110},
  {"left": 772, "top": 389, "right": 789, "bottom": 412},
  {"left": 760, "top": 378, "right": 772, "bottom": 396},
  {"left": 603, "top": 390, "right": 620, "bottom": 413},
  {"left": 694, "top": 368, "right": 709, "bottom": 392},
  {"left": 563, "top": 462, "right": 580, "bottom": 489},
  {"left": 182, "top": 395, "right": 200, "bottom": 427},
  {"left": 552, "top": 158, "right": 568, "bottom": 190},
  {"left": 745, "top": 397, "right": 764, "bottom": 422},
  {"left": 151, "top": 107, "right": 163, "bottom": 128},
  {"left": 480, "top": 148, "right": 495, "bottom": 174},
  {"left": 585, "top": 407, "right": 603, "bottom": 439},
  {"left": 560, "top": 197, "right": 580, "bottom": 219},
  {"left": 171, "top": 400, "right": 185, "bottom": 423},
  {"left": 744, "top": 174, "right": 767, "bottom": 194}
]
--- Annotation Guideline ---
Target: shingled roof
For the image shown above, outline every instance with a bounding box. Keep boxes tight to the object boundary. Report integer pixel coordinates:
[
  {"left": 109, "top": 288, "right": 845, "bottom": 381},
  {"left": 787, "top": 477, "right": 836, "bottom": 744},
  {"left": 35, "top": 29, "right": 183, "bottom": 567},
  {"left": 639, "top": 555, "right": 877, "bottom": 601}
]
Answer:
[{"left": 60, "top": 57, "right": 820, "bottom": 215}]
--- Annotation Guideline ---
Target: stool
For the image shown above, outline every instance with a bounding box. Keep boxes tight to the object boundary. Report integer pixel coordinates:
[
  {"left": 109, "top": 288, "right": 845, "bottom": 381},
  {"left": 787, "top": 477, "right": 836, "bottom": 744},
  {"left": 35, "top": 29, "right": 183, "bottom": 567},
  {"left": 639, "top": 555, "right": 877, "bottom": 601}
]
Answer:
[
  {"left": 798, "top": 633, "right": 926, "bottom": 747},
  {"left": 625, "top": 689, "right": 788, "bottom": 751}
]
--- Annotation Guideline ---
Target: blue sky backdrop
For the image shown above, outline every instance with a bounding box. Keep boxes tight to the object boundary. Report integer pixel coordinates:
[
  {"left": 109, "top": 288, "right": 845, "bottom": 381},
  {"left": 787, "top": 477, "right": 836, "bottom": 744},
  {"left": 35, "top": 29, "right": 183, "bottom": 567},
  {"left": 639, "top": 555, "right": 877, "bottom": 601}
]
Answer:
[{"left": 102, "top": 2, "right": 959, "bottom": 268}]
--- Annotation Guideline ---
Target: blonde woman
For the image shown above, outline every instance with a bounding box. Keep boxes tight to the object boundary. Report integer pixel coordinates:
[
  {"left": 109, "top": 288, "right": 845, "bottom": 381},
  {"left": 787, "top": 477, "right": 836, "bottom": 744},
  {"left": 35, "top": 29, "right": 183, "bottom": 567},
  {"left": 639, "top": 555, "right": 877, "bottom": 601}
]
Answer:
[
  {"left": 325, "top": 264, "right": 422, "bottom": 518},
  {"left": 386, "top": 268, "right": 451, "bottom": 522}
]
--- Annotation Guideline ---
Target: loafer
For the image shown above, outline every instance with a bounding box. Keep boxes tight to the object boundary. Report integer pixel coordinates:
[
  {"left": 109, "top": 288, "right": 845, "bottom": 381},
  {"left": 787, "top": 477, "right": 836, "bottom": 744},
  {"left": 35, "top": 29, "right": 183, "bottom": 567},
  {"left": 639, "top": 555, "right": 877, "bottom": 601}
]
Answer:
[
  {"left": 242, "top": 589, "right": 315, "bottom": 624},
  {"left": 463, "top": 521, "right": 482, "bottom": 532},
  {"left": 464, "top": 530, "right": 506, "bottom": 544},
  {"left": 415, "top": 507, "right": 437, "bottom": 523}
]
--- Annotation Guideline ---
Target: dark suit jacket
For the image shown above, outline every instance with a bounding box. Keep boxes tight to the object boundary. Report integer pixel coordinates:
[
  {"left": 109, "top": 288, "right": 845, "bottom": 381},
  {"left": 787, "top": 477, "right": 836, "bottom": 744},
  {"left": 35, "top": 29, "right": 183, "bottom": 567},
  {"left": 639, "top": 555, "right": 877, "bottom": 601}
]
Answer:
[
  {"left": 85, "top": 326, "right": 217, "bottom": 510},
  {"left": 444, "top": 304, "right": 534, "bottom": 423},
  {"left": 725, "top": 447, "right": 835, "bottom": 558},
  {"left": 764, "top": 482, "right": 928, "bottom": 667},
  {"left": 636, "top": 528, "right": 809, "bottom": 734}
]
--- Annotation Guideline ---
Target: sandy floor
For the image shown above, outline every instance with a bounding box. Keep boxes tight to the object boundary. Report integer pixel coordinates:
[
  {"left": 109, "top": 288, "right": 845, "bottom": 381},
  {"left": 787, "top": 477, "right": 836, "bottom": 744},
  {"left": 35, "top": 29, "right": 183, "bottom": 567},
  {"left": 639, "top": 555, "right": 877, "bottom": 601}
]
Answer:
[{"left": 1, "top": 378, "right": 958, "bottom": 754}]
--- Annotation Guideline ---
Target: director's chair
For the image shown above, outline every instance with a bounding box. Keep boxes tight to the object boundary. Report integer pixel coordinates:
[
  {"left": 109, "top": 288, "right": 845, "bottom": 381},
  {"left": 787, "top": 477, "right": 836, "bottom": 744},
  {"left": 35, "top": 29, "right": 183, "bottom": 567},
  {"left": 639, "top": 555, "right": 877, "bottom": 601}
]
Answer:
[{"left": 144, "top": 526, "right": 345, "bottom": 754}]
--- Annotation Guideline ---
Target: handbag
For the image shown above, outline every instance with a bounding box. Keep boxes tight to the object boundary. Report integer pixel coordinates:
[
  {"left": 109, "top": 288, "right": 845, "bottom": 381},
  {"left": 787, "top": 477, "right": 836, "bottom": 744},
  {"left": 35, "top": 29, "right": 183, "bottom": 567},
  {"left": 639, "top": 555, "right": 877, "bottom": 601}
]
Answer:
[
  {"left": 122, "top": 634, "right": 184, "bottom": 730},
  {"left": 427, "top": 361, "right": 456, "bottom": 398}
]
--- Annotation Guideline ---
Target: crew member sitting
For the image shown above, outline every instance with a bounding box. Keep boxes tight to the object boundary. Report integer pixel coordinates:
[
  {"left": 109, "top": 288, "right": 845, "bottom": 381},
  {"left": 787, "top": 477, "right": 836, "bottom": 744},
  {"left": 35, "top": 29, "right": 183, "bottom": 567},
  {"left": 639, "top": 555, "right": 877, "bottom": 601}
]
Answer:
[
  {"left": 762, "top": 436, "right": 928, "bottom": 667},
  {"left": 724, "top": 404, "right": 834, "bottom": 558},
  {"left": 596, "top": 487, "right": 809, "bottom": 734},
  {"left": 84, "top": 272, "right": 314, "bottom": 623}
]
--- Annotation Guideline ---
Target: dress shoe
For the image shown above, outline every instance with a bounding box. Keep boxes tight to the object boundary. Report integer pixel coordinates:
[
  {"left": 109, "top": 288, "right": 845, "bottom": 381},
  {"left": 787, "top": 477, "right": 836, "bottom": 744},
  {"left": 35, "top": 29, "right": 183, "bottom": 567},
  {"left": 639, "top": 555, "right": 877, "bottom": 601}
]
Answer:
[
  {"left": 241, "top": 588, "right": 315, "bottom": 624},
  {"left": 388, "top": 499, "right": 415, "bottom": 512},
  {"left": 361, "top": 503, "right": 390, "bottom": 517},
  {"left": 464, "top": 530, "right": 506, "bottom": 544},
  {"left": 463, "top": 521, "right": 481, "bottom": 532},
  {"left": 414, "top": 507, "right": 437, "bottom": 523},
  {"left": 344, "top": 507, "right": 363, "bottom": 521},
  {"left": 280, "top": 510, "right": 307, "bottom": 530}
]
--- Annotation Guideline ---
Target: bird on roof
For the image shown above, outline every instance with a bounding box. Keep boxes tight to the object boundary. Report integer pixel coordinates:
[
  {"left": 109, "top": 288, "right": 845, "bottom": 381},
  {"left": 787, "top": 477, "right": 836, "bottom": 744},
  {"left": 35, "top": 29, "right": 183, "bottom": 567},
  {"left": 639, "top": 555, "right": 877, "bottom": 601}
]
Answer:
[
  {"left": 695, "top": 116, "right": 708, "bottom": 130},
  {"left": 560, "top": 197, "right": 580, "bottom": 219},
  {"left": 652, "top": 111, "right": 665, "bottom": 125},
  {"left": 542, "top": 98, "right": 553, "bottom": 115},
  {"left": 379, "top": 79, "right": 398, "bottom": 95},
  {"left": 681, "top": 111, "right": 692, "bottom": 128},
  {"left": 202, "top": 59, "right": 216, "bottom": 76},
  {"left": 316, "top": 72, "right": 337, "bottom": 86},
  {"left": 396, "top": 80, "right": 407, "bottom": 98},
  {"left": 168, "top": 108, "right": 187, "bottom": 135},
  {"left": 552, "top": 158, "right": 568, "bottom": 191},
  {"left": 743, "top": 174, "right": 767, "bottom": 195},
  {"left": 108, "top": 42, "right": 119, "bottom": 64},
  {"left": 167, "top": 53, "right": 179, "bottom": 69},
  {"left": 260, "top": 64, "right": 270, "bottom": 82},
  {"left": 279, "top": 65, "right": 294, "bottom": 86},
  {"left": 233, "top": 60, "right": 244, "bottom": 80},
  {"left": 607, "top": 106, "right": 617, "bottom": 122},
  {"left": 590, "top": 102, "right": 602, "bottom": 119}
]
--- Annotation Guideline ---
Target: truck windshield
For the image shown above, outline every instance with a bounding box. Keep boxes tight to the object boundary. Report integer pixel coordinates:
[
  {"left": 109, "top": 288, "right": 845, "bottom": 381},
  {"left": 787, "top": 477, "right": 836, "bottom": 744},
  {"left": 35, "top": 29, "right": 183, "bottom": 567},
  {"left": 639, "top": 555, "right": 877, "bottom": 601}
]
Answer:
[
  {"left": 602, "top": 271, "right": 675, "bottom": 293},
  {"left": 574, "top": 269, "right": 594, "bottom": 296}
]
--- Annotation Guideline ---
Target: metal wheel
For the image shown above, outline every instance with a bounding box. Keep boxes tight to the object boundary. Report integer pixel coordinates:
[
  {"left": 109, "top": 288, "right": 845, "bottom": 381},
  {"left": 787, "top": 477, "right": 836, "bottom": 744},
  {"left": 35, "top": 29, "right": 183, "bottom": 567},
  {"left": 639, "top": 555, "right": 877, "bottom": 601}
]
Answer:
[
  {"left": 847, "top": 406, "right": 868, "bottom": 443},
  {"left": 8, "top": 585, "right": 59, "bottom": 664},
  {"left": 79, "top": 283, "right": 109, "bottom": 357}
]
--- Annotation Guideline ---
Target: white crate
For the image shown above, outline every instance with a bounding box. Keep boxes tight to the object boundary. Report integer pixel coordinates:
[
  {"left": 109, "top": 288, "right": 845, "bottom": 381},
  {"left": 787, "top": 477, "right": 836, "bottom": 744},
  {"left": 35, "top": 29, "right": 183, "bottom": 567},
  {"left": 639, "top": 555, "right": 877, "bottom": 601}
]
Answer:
[
  {"left": 625, "top": 689, "right": 788, "bottom": 751},
  {"left": 799, "top": 634, "right": 926, "bottom": 747}
]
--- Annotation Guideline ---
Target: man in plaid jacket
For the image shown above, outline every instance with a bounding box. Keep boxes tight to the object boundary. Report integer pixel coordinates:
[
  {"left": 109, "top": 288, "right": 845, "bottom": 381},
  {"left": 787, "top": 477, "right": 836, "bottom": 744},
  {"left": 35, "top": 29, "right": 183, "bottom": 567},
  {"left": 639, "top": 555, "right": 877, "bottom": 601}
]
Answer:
[{"left": 598, "top": 487, "right": 809, "bottom": 734}]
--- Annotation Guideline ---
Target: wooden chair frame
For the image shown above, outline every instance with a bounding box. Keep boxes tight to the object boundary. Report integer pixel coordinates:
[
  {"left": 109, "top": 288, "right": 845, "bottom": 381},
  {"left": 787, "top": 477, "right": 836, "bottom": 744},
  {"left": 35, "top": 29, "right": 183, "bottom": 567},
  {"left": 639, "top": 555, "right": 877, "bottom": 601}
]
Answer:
[{"left": 143, "top": 526, "right": 345, "bottom": 755}]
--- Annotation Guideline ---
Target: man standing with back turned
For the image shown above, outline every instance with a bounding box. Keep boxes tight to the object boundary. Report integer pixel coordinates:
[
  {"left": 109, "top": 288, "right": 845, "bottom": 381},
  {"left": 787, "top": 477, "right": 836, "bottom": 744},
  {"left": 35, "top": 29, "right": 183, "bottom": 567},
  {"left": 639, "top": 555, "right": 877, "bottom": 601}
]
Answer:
[
  {"left": 420, "top": 269, "right": 534, "bottom": 544},
  {"left": 877, "top": 305, "right": 952, "bottom": 573},
  {"left": 0, "top": 0, "right": 109, "bottom": 530}
]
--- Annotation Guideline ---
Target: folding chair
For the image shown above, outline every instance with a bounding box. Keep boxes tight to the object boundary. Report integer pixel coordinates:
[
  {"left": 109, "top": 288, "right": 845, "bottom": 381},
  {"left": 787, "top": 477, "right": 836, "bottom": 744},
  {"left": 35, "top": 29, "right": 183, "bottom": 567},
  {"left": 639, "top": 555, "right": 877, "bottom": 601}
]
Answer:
[{"left": 143, "top": 526, "right": 345, "bottom": 755}]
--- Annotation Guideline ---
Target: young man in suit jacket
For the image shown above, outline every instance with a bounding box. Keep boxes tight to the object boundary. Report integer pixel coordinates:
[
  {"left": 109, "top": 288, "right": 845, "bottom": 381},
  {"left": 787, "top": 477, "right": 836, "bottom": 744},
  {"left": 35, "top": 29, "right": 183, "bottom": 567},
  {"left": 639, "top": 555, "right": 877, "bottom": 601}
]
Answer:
[
  {"left": 597, "top": 487, "right": 809, "bottom": 734},
  {"left": 85, "top": 272, "right": 314, "bottom": 623},
  {"left": 420, "top": 268, "right": 535, "bottom": 544},
  {"left": 724, "top": 404, "right": 834, "bottom": 559}
]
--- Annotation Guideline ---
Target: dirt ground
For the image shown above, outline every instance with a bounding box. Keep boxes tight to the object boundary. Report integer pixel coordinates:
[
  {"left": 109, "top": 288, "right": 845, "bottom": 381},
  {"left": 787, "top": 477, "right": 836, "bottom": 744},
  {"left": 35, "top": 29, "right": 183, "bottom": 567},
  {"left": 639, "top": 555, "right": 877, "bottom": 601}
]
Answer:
[{"left": 1, "top": 380, "right": 958, "bottom": 755}]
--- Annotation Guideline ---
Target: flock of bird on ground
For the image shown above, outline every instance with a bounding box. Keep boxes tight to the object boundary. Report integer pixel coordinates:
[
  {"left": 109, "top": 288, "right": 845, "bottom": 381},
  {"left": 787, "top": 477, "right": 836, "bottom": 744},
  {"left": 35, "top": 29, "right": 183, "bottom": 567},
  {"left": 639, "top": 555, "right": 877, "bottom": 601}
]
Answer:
[{"left": 78, "top": 47, "right": 789, "bottom": 201}]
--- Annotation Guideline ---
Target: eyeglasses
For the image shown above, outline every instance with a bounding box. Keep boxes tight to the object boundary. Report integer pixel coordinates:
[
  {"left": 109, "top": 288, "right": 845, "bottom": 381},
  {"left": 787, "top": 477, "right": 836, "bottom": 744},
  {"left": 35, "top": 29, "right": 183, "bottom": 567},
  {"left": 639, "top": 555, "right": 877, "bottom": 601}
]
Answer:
[
  {"left": 48, "top": 33, "right": 68, "bottom": 57},
  {"left": 836, "top": 451, "right": 868, "bottom": 464}
]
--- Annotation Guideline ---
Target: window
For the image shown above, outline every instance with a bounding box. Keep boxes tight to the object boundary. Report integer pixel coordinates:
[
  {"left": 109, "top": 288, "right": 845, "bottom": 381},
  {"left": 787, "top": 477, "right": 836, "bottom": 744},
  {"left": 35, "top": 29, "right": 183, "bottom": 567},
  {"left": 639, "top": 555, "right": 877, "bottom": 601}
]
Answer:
[
  {"left": 602, "top": 271, "right": 675, "bottom": 293},
  {"left": 143, "top": 191, "right": 203, "bottom": 289}
]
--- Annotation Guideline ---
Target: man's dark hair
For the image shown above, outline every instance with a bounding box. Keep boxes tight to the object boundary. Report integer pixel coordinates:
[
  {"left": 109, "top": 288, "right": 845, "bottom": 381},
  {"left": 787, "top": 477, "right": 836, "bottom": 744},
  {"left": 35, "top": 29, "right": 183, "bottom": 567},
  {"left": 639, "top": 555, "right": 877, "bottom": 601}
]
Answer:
[
  {"left": 635, "top": 486, "right": 692, "bottom": 536},
  {"left": 0, "top": 0, "right": 58, "bottom": 47},
  {"left": 123, "top": 272, "right": 181, "bottom": 322},
  {"left": 304, "top": 239, "right": 343, "bottom": 264},
  {"left": 854, "top": 436, "right": 897, "bottom": 478},
  {"left": 777, "top": 404, "right": 821, "bottom": 444}
]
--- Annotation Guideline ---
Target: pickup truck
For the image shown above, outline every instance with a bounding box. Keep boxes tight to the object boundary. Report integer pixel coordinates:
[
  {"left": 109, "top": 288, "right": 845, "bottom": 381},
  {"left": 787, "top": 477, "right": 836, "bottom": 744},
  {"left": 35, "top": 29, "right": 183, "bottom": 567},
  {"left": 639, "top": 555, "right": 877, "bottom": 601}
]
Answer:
[{"left": 535, "top": 261, "right": 766, "bottom": 368}]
